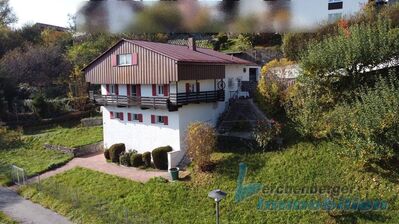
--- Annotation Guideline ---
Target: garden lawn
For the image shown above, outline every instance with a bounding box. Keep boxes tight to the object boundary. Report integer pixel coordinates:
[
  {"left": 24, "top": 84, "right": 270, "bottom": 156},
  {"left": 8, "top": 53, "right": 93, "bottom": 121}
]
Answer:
[
  {"left": 19, "top": 141, "right": 399, "bottom": 224},
  {"left": 0, "top": 211, "right": 17, "bottom": 224},
  {"left": 0, "top": 125, "right": 103, "bottom": 186}
]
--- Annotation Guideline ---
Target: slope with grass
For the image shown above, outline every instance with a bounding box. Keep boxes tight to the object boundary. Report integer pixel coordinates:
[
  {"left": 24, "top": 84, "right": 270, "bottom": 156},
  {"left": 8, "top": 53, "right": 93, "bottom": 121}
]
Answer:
[
  {"left": 0, "top": 211, "right": 17, "bottom": 224},
  {"left": 0, "top": 125, "right": 103, "bottom": 186},
  {"left": 19, "top": 141, "right": 399, "bottom": 223}
]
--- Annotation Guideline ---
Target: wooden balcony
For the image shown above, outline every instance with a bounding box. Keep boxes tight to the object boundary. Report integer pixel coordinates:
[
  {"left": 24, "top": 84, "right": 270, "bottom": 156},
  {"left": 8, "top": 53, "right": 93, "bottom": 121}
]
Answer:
[{"left": 89, "top": 90, "right": 225, "bottom": 111}]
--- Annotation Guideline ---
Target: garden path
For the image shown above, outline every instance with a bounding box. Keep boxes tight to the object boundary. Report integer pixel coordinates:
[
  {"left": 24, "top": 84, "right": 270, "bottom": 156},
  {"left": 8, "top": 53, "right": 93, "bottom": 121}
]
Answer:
[
  {"left": 0, "top": 187, "right": 72, "bottom": 224},
  {"left": 29, "top": 152, "right": 170, "bottom": 183}
]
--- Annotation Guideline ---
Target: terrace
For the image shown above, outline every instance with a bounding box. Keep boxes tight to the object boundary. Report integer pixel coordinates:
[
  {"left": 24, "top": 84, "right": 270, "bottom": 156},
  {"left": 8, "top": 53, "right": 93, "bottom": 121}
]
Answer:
[{"left": 89, "top": 90, "right": 225, "bottom": 111}]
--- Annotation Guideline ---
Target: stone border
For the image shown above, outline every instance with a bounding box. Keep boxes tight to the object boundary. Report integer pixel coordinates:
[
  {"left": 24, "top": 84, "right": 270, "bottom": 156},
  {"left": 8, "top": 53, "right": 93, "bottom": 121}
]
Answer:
[{"left": 44, "top": 141, "right": 103, "bottom": 157}]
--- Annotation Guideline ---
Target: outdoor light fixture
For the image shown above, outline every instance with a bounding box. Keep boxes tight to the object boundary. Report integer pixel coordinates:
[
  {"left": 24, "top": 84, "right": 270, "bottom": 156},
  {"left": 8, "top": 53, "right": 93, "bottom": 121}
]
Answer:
[{"left": 208, "top": 189, "right": 227, "bottom": 224}]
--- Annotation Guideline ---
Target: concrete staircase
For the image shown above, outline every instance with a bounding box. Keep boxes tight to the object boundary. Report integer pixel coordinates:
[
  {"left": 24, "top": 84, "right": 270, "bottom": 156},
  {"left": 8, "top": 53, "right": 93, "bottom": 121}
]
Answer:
[{"left": 217, "top": 98, "right": 266, "bottom": 137}]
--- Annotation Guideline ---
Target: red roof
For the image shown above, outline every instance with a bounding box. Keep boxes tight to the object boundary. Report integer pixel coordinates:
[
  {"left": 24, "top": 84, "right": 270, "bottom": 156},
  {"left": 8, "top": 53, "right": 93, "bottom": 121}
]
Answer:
[
  {"left": 82, "top": 39, "right": 256, "bottom": 71},
  {"left": 125, "top": 39, "right": 256, "bottom": 65}
]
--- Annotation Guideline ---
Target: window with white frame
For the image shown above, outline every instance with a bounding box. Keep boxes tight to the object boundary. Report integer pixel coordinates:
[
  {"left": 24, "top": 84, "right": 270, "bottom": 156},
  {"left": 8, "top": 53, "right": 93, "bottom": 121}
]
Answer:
[
  {"left": 115, "top": 112, "right": 124, "bottom": 120},
  {"left": 133, "top": 114, "right": 140, "bottom": 121},
  {"left": 117, "top": 54, "right": 132, "bottom": 66},
  {"left": 157, "top": 85, "right": 164, "bottom": 95},
  {"left": 109, "top": 84, "right": 116, "bottom": 95},
  {"left": 157, "top": 116, "right": 165, "bottom": 123},
  {"left": 129, "top": 85, "right": 137, "bottom": 96}
]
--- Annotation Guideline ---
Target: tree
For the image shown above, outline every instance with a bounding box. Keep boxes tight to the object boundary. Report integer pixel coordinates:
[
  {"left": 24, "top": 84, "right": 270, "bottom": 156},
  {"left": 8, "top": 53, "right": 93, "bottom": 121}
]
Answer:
[
  {"left": 185, "top": 122, "right": 216, "bottom": 172},
  {"left": 0, "top": 44, "right": 71, "bottom": 88},
  {"left": 256, "top": 58, "right": 295, "bottom": 117},
  {"left": 0, "top": 0, "right": 16, "bottom": 27},
  {"left": 301, "top": 18, "right": 398, "bottom": 100}
]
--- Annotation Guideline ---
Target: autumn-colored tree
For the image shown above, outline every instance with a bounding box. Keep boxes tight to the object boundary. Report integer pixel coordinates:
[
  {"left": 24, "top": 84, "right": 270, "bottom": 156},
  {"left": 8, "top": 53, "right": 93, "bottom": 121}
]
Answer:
[
  {"left": 256, "top": 58, "right": 295, "bottom": 117},
  {"left": 185, "top": 122, "right": 216, "bottom": 172}
]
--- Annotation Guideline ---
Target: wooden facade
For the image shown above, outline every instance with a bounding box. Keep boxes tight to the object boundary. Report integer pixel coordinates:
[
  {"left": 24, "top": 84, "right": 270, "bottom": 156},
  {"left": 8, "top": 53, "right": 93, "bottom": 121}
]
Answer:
[{"left": 85, "top": 40, "right": 226, "bottom": 85}]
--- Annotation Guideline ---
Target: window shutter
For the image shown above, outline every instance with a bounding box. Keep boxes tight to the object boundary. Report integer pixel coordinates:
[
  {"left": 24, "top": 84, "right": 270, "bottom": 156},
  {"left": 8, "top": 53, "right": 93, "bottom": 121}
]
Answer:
[
  {"left": 185, "top": 83, "right": 190, "bottom": 93},
  {"left": 132, "top": 53, "right": 138, "bottom": 65},
  {"left": 120, "top": 112, "right": 124, "bottom": 121},
  {"left": 115, "top": 84, "right": 119, "bottom": 95},
  {"left": 106, "top": 84, "right": 110, "bottom": 95},
  {"left": 128, "top": 113, "right": 132, "bottom": 121},
  {"left": 152, "top": 84, "right": 157, "bottom": 96},
  {"left": 111, "top": 54, "right": 117, "bottom": 67},
  {"left": 127, "top": 85, "right": 131, "bottom": 96},
  {"left": 151, "top": 115, "right": 155, "bottom": 124},
  {"left": 110, "top": 111, "right": 114, "bottom": 119},
  {"left": 163, "top": 116, "right": 168, "bottom": 125},
  {"left": 138, "top": 114, "right": 143, "bottom": 122},
  {"left": 163, "top": 84, "right": 169, "bottom": 96},
  {"left": 196, "top": 82, "right": 200, "bottom": 92},
  {"left": 136, "top": 84, "right": 141, "bottom": 96}
]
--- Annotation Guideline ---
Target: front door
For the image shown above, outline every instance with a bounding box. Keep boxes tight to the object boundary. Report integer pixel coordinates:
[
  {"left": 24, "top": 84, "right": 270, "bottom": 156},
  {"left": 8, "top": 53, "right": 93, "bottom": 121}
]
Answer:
[{"left": 249, "top": 68, "right": 257, "bottom": 82}]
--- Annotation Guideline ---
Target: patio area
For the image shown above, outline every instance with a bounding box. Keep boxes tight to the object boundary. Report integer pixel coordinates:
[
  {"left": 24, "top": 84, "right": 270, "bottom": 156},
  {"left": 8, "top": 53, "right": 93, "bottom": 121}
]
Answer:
[{"left": 32, "top": 152, "right": 170, "bottom": 183}]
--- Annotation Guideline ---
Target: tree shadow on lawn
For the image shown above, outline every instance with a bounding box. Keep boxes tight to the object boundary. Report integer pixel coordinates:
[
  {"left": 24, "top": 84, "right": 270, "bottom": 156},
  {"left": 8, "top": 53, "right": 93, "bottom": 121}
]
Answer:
[
  {"left": 329, "top": 210, "right": 391, "bottom": 224},
  {"left": 364, "top": 157, "right": 399, "bottom": 184}
]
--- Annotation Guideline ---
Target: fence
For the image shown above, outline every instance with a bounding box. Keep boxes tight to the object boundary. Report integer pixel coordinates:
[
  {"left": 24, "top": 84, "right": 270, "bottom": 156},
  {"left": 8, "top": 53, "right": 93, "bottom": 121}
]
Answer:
[{"left": 11, "top": 165, "right": 27, "bottom": 185}]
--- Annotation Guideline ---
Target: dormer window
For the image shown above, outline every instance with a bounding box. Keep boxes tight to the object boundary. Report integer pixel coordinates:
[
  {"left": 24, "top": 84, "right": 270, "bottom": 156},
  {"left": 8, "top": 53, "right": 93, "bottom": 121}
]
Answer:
[{"left": 117, "top": 54, "right": 132, "bottom": 66}]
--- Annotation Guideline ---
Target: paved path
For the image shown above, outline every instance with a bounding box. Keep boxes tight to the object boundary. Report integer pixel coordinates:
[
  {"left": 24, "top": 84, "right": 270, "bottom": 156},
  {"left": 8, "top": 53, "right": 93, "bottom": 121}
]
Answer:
[
  {"left": 32, "top": 153, "right": 170, "bottom": 183},
  {"left": 0, "top": 187, "right": 72, "bottom": 224}
]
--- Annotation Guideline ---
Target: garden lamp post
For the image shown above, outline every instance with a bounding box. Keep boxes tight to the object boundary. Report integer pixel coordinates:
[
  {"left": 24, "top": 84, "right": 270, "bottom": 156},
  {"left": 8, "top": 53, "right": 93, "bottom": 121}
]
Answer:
[{"left": 208, "top": 189, "right": 227, "bottom": 224}]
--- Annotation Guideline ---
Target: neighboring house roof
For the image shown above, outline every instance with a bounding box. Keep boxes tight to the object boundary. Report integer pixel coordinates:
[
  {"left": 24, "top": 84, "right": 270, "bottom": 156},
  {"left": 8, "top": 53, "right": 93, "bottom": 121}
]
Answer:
[
  {"left": 34, "top": 23, "right": 69, "bottom": 32},
  {"left": 82, "top": 39, "right": 256, "bottom": 71}
]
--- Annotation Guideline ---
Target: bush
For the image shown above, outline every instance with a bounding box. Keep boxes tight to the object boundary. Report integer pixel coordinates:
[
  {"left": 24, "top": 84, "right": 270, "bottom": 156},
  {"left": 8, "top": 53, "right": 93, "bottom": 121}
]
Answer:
[
  {"left": 131, "top": 153, "right": 144, "bottom": 167},
  {"left": 256, "top": 58, "right": 294, "bottom": 117},
  {"left": 331, "top": 76, "right": 399, "bottom": 165},
  {"left": 142, "top": 152, "right": 152, "bottom": 167},
  {"left": 186, "top": 122, "right": 216, "bottom": 172},
  {"left": 120, "top": 152, "right": 131, "bottom": 166},
  {"left": 0, "top": 126, "right": 22, "bottom": 149},
  {"left": 103, "top": 149, "right": 110, "bottom": 160},
  {"left": 109, "top": 143, "right": 126, "bottom": 163},
  {"left": 253, "top": 119, "right": 282, "bottom": 150},
  {"left": 152, "top": 146, "right": 172, "bottom": 170}
]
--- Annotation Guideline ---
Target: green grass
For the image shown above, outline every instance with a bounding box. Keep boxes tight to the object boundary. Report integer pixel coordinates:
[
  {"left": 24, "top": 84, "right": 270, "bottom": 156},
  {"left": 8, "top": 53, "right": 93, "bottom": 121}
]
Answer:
[
  {"left": 0, "top": 125, "right": 103, "bottom": 186},
  {"left": 19, "top": 141, "right": 399, "bottom": 223},
  {"left": 0, "top": 211, "right": 17, "bottom": 224}
]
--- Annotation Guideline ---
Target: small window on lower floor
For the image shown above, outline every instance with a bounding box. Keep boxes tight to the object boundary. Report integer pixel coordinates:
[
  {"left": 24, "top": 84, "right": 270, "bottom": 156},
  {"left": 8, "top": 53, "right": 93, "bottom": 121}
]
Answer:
[
  {"left": 157, "top": 116, "right": 164, "bottom": 123},
  {"left": 115, "top": 112, "right": 124, "bottom": 121}
]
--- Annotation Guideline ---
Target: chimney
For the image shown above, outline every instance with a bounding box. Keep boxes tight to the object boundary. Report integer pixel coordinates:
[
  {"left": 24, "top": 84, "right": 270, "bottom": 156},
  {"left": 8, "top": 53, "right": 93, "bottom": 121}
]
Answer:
[{"left": 188, "top": 37, "right": 196, "bottom": 51}]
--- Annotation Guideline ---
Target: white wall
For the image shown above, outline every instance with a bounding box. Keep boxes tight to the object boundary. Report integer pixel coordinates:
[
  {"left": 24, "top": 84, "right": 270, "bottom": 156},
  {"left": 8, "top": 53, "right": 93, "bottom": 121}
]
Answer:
[{"left": 102, "top": 106, "right": 180, "bottom": 154}]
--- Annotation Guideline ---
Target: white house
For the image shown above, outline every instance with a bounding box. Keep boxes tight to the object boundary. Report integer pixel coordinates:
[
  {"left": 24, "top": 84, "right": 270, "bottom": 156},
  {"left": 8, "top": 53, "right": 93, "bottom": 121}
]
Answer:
[{"left": 84, "top": 38, "right": 259, "bottom": 168}]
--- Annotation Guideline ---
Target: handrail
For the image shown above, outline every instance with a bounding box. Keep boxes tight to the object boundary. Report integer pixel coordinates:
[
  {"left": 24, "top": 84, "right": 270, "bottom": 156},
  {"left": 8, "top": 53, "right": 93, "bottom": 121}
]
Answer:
[{"left": 91, "top": 90, "right": 225, "bottom": 109}]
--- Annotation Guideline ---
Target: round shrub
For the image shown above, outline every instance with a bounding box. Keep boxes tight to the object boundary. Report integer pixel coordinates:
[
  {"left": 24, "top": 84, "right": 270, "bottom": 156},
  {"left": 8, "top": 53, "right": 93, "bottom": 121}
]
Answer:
[
  {"left": 142, "top": 152, "right": 152, "bottom": 167},
  {"left": 109, "top": 143, "right": 126, "bottom": 163},
  {"left": 152, "top": 146, "right": 172, "bottom": 170},
  {"left": 120, "top": 152, "right": 131, "bottom": 166},
  {"left": 131, "top": 153, "right": 144, "bottom": 167},
  {"left": 104, "top": 149, "right": 110, "bottom": 160}
]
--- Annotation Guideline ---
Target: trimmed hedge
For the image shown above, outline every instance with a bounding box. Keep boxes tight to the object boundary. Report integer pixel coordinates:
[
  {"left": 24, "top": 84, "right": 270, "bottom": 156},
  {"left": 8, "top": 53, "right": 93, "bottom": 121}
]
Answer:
[
  {"left": 104, "top": 149, "right": 110, "bottom": 160},
  {"left": 142, "top": 152, "right": 151, "bottom": 167},
  {"left": 120, "top": 153, "right": 131, "bottom": 166},
  {"left": 152, "top": 146, "right": 172, "bottom": 170},
  {"left": 109, "top": 143, "right": 126, "bottom": 163},
  {"left": 131, "top": 153, "right": 143, "bottom": 167}
]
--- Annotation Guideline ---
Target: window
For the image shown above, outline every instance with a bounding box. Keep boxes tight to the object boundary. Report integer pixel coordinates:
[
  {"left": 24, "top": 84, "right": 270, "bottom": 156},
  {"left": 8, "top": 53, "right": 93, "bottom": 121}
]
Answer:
[
  {"left": 157, "top": 116, "right": 164, "bottom": 123},
  {"left": 328, "top": 0, "right": 343, "bottom": 10},
  {"left": 151, "top": 115, "right": 168, "bottom": 125},
  {"left": 128, "top": 113, "right": 142, "bottom": 122},
  {"left": 117, "top": 54, "right": 132, "bottom": 66},
  {"left": 128, "top": 85, "right": 137, "bottom": 96},
  {"left": 157, "top": 85, "right": 164, "bottom": 95},
  {"left": 115, "top": 112, "right": 124, "bottom": 121}
]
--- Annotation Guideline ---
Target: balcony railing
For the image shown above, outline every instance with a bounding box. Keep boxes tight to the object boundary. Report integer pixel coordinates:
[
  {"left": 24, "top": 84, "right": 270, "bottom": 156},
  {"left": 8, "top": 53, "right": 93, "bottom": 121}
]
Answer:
[
  {"left": 89, "top": 90, "right": 224, "bottom": 111},
  {"left": 170, "top": 90, "right": 225, "bottom": 106}
]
